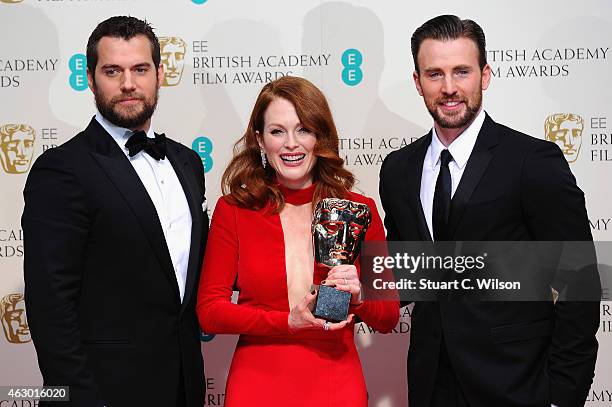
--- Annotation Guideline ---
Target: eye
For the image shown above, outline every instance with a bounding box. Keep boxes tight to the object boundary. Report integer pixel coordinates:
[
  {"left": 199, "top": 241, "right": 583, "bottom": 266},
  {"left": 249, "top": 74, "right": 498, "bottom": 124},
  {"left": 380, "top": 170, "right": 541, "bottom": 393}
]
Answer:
[
  {"left": 104, "top": 69, "right": 119, "bottom": 76},
  {"left": 428, "top": 71, "right": 442, "bottom": 79},
  {"left": 270, "top": 128, "right": 284, "bottom": 135},
  {"left": 135, "top": 66, "right": 149, "bottom": 74},
  {"left": 298, "top": 127, "right": 312, "bottom": 134},
  {"left": 456, "top": 69, "right": 470, "bottom": 77}
]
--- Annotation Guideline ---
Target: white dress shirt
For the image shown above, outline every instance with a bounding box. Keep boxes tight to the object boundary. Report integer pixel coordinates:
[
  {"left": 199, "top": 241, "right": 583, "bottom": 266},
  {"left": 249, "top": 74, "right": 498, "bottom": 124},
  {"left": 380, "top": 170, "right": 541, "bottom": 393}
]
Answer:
[
  {"left": 420, "top": 109, "right": 486, "bottom": 240},
  {"left": 95, "top": 112, "right": 192, "bottom": 302}
]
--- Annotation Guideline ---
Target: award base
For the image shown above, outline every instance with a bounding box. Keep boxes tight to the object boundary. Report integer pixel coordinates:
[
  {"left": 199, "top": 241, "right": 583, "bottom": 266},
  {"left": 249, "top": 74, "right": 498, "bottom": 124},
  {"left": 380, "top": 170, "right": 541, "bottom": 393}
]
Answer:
[{"left": 313, "top": 285, "right": 351, "bottom": 322}]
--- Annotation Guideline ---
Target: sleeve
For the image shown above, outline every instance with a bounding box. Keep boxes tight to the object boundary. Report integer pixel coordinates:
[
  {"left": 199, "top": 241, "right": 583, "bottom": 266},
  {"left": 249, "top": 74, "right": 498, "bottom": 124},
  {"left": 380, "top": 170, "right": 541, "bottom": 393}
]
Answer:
[
  {"left": 196, "top": 198, "right": 290, "bottom": 335},
  {"left": 380, "top": 156, "right": 412, "bottom": 308},
  {"left": 22, "top": 149, "right": 104, "bottom": 406},
  {"left": 379, "top": 157, "right": 401, "bottom": 242},
  {"left": 349, "top": 197, "right": 400, "bottom": 334},
  {"left": 521, "top": 141, "right": 599, "bottom": 407}
]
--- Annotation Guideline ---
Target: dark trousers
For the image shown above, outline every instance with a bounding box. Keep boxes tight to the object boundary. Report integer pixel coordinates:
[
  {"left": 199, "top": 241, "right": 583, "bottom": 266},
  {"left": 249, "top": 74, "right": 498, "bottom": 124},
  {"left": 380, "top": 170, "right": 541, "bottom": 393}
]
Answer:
[
  {"left": 176, "top": 367, "right": 186, "bottom": 407},
  {"left": 429, "top": 340, "right": 470, "bottom": 407}
]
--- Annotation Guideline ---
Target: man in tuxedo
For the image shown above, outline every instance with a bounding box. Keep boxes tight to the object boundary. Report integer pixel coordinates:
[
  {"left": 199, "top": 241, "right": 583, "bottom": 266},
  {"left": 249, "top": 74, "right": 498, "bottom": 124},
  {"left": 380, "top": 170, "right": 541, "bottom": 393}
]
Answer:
[
  {"left": 22, "top": 16, "right": 208, "bottom": 407},
  {"left": 379, "top": 15, "right": 599, "bottom": 407}
]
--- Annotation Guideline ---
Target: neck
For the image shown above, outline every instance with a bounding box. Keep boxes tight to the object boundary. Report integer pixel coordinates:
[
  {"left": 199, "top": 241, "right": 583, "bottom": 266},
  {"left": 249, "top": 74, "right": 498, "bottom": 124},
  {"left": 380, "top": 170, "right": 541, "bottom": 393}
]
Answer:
[
  {"left": 434, "top": 123, "right": 466, "bottom": 147},
  {"left": 129, "top": 119, "right": 151, "bottom": 133},
  {"left": 434, "top": 109, "right": 481, "bottom": 147},
  {"left": 279, "top": 178, "right": 313, "bottom": 190},
  {"left": 278, "top": 182, "right": 316, "bottom": 206}
]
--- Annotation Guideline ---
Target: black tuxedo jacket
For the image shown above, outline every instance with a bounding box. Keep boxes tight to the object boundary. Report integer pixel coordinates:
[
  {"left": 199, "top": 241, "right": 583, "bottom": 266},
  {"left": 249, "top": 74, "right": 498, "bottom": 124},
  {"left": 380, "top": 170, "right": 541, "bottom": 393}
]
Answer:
[
  {"left": 22, "top": 118, "right": 209, "bottom": 407},
  {"left": 379, "top": 114, "right": 599, "bottom": 407}
]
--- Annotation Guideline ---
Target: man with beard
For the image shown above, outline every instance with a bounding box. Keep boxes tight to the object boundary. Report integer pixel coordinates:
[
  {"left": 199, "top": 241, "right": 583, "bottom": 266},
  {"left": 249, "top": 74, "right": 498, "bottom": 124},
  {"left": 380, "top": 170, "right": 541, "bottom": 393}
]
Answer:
[
  {"left": 22, "top": 16, "right": 208, "bottom": 407},
  {"left": 379, "top": 15, "right": 599, "bottom": 407}
]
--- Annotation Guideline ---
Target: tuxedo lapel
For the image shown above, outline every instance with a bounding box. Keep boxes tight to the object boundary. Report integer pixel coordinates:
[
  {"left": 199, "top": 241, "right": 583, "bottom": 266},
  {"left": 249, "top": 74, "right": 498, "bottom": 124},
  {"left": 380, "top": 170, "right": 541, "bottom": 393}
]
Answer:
[
  {"left": 404, "top": 133, "right": 433, "bottom": 241},
  {"left": 447, "top": 114, "right": 499, "bottom": 238},
  {"left": 86, "top": 119, "right": 180, "bottom": 299},
  {"left": 165, "top": 143, "right": 202, "bottom": 310}
]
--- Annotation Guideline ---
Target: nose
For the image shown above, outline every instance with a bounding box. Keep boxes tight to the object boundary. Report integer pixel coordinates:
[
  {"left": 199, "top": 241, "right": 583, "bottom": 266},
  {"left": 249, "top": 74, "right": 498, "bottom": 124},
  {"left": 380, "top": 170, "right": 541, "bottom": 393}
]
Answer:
[
  {"left": 284, "top": 131, "right": 299, "bottom": 149},
  {"left": 120, "top": 71, "right": 136, "bottom": 92},
  {"left": 441, "top": 76, "right": 457, "bottom": 95}
]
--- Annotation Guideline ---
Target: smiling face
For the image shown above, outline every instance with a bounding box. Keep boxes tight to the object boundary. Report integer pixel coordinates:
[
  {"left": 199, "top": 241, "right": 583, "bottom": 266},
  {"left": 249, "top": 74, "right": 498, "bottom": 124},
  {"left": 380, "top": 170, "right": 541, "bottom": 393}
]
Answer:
[
  {"left": 88, "top": 35, "right": 163, "bottom": 131},
  {"left": 257, "top": 97, "right": 318, "bottom": 190},
  {"left": 414, "top": 37, "right": 490, "bottom": 134}
]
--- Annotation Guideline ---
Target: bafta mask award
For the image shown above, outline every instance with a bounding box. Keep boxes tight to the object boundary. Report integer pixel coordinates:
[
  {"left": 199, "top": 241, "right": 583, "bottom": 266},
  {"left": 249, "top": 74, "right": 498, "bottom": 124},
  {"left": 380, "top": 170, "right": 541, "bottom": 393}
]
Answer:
[{"left": 312, "top": 198, "right": 371, "bottom": 322}]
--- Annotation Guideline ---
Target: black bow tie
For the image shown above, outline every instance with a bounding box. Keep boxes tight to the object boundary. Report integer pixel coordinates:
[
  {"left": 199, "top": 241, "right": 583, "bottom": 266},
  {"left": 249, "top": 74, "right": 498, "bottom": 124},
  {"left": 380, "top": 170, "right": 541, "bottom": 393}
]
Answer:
[{"left": 125, "top": 130, "right": 167, "bottom": 160}]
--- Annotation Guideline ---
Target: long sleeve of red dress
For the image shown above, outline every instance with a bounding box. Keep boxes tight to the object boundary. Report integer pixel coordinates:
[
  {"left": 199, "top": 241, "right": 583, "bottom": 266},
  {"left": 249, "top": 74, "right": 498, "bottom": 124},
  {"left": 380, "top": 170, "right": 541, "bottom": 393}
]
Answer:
[{"left": 196, "top": 197, "right": 291, "bottom": 335}]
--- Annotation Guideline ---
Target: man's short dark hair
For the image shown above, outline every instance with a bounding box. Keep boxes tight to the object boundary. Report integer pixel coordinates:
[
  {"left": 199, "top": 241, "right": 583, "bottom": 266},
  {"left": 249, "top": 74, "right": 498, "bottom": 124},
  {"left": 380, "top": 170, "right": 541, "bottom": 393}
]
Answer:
[
  {"left": 86, "top": 16, "right": 160, "bottom": 75},
  {"left": 411, "top": 15, "right": 487, "bottom": 73}
]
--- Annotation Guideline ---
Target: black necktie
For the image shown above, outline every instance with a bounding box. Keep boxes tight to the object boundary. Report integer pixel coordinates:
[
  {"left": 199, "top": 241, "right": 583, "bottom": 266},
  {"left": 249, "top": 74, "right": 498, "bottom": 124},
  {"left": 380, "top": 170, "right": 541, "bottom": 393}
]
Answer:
[
  {"left": 125, "top": 130, "right": 167, "bottom": 160},
  {"left": 433, "top": 149, "right": 453, "bottom": 241}
]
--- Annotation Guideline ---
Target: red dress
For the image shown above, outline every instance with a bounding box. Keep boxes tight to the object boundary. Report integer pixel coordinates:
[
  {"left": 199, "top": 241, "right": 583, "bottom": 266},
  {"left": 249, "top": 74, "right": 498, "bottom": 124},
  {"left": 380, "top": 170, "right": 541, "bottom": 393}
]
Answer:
[{"left": 197, "top": 185, "right": 399, "bottom": 406}]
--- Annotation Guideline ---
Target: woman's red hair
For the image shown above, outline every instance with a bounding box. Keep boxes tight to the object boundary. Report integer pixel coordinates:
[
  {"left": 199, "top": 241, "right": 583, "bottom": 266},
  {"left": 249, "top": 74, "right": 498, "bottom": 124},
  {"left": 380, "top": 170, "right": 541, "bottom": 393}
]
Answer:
[{"left": 221, "top": 76, "right": 355, "bottom": 212}]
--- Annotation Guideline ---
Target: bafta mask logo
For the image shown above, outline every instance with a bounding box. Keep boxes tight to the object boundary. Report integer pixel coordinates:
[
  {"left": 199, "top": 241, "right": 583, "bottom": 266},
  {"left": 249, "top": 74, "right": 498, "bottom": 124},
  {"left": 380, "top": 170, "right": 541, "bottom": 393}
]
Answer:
[
  {"left": 0, "top": 0, "right": 24, "bottom": 3},
  {"left": 313, "top": 199, "right": 371, "bottom": 266},
  {"left": 0, "top": 124, "right": 36, "bottom": 174},
  {"left": 544, "top": 113, "right": 584, "bottom": 163},
  {"left": 0, "top": 293, "right": 31, "bottom": 344},
  {"left": 159, "top": 37, "right": 186, "bottom": 87}
]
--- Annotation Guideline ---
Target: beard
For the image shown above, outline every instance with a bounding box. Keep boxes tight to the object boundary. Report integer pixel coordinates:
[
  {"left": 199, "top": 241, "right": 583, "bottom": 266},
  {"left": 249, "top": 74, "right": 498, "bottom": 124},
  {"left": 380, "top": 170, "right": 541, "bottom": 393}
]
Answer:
[
  {"left": 94, "top": 83, "right": 158, "bottom": 129},
  {"left": 425, "top": 89, "right": 482, "bottom": 130}
]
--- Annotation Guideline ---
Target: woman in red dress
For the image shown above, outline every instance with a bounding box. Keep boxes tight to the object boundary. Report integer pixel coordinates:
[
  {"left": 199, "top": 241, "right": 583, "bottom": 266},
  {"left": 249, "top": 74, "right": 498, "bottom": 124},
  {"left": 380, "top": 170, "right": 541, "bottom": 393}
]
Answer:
[{"left": 197, "top": 76, "right": 399, "bottom": 406}]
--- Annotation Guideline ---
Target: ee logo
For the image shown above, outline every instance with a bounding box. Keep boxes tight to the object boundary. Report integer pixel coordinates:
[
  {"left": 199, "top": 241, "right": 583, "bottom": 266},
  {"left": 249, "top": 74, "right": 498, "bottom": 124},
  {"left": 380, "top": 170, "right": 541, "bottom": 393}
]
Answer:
[
  {"left": 192, "top": 136, "right": 213, "bottom": 173},
  {"left": 341, "top": 49, "right": 363, "bottom": 86},
  {"left": 191, "top": 0, "right": 208, "bottom": 4},
  {"left": 69, "top": 54, "right": 88, "bottom": 91}
]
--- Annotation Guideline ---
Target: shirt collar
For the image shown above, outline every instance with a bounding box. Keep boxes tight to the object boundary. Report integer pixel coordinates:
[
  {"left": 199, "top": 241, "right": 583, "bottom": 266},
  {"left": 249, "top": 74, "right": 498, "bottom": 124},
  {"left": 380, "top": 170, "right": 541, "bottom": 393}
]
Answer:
[
  {"left": 95, "top": 111, "right": 155, "bottom": 157},
  {"left": 428, "top": 108, "right": 486, "bottom": 169}
]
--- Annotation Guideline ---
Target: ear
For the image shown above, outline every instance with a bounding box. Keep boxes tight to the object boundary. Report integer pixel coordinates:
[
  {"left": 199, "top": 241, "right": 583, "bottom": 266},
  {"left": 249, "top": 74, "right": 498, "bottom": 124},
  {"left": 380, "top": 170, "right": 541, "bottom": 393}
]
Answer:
[
  {"left": 157, "top": 63, "right": 165, "bottom": 88},
  {"left": 481, "top": 64, "right": 491, "bottom": 91},
  {"left": 255, "top": 130, "right": 264, "bottom": 149},
  {"left": 87, "top": 68, "right": 95, "bottom": 93},
  {"left": 413, "top": 70, "right": 424, "bottom": 96}
]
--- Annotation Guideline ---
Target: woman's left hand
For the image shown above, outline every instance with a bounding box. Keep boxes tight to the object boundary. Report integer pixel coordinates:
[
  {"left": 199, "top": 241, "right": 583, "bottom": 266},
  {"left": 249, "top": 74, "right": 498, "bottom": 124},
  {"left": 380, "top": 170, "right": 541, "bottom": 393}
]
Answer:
[{"left": 322, "top": 264, "right": 362, "bottom": 306}]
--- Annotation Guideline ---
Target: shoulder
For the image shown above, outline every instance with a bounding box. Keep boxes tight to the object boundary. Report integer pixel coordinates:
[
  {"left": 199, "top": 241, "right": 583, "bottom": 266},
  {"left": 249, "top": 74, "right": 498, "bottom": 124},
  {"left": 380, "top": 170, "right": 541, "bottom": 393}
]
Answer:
[
  {"left": 29, "top": 129, "right": 91, "bottom": 173},
  {"left": 492, "top": 119, "right": 558, "bottom": 155},
  {"left": 345, "top": 190, "right": 380, "bottom": 213},
  {"left": 166, "top": 137, "right": 201, "bottom": 162},
  {"left": 381, "top": 133, "right": 429, "bottom": 174},
  {"left": 213, "top": 194, "right": 257, "bottom": 216}
]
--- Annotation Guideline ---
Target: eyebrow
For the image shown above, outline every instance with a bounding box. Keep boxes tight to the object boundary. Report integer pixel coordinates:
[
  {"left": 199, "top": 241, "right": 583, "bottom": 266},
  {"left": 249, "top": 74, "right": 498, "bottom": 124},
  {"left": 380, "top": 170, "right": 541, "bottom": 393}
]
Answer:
[
  {"left": 422, "top": 65, "right": 474, "bottom": 72},
  {"left": 266, "top": 122, "right": 304, "bottom": 128},
  {"left": 99, "top": 62, "right": 153, "bottom": 70}
]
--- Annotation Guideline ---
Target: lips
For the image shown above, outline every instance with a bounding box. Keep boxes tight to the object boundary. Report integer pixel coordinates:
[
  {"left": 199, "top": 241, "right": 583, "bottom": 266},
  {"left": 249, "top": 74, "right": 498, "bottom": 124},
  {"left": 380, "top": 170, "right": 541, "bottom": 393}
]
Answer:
[
  {"left": 113, "top": 94, "right": 145, "bottom": 105},
  {"left": 439, "top": 99, "right": 465, "bottom": 109},
  {"left": 280, "top": 153, "right": 306, "bottom": 166},
  {"left": 117, "top": 98, "right": 142, "bottom": 104}
]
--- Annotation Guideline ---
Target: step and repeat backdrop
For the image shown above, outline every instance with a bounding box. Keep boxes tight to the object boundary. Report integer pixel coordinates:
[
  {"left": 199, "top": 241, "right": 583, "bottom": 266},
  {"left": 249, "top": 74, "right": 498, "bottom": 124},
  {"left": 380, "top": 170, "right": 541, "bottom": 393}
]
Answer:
[{"left": 1, "top": 0, "right": 611, "bottom": 405}]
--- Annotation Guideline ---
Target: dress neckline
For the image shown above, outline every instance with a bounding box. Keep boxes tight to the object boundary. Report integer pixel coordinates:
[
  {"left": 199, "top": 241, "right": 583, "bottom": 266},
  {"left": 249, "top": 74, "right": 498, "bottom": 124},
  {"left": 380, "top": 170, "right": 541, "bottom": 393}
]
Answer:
[{"left": 278, "top": 183, "right": 316, "bottom": 206}]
